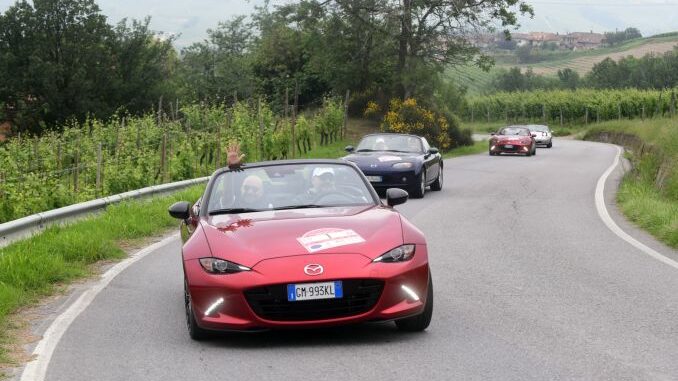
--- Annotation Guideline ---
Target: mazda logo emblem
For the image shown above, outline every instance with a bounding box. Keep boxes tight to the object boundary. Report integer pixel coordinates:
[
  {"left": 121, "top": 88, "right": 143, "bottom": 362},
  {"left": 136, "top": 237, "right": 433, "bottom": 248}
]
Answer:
[
  {"left": 304, "top": 264, "right": 323, "bottom": 276},
  {"left": 370, "top": 164, "right": 378, "bottom": 168}
]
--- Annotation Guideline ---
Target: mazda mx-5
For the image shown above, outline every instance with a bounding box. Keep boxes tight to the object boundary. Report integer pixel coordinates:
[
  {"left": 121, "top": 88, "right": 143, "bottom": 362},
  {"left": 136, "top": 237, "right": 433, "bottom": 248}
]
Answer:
[
  {"left": 343, "top": 133, "right": 443, "bottom": 198},
  {"left": 169, "top": 160, "right": 433, "bottom": 339}
]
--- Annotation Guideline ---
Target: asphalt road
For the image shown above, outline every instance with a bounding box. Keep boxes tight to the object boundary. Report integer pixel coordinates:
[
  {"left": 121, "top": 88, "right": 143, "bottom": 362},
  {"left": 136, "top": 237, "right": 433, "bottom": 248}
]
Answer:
[{"left": 34, "top": 139, "right": 678, "bottom": 380}]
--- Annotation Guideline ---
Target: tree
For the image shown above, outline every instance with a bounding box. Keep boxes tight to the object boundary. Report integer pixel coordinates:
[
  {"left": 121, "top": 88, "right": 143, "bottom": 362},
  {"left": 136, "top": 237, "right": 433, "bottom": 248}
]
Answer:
[
  {"left": 328, "top": 0, "right": 533, "bottom": 98},
  {"left": 557, "top": 68, "right": 580, "bottom": 90},
  {"left": 178, "top": 15, "right": 255, "bottom": 103},
  {"left": 0, "top": 0, "right": 116, "bottom": 132}
]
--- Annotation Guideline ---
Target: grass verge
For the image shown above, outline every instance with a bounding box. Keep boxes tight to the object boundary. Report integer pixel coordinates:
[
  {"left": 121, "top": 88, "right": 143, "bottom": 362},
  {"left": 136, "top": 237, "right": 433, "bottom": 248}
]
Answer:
[
  {"left": 444, "top": 140, "right": 487, "bottom": 158},
  {"left": 0, "top": 185, "right": 204, "bottom": 367},
  {"left": 582, "top": 118, "right": 677, "bottom": 248}
]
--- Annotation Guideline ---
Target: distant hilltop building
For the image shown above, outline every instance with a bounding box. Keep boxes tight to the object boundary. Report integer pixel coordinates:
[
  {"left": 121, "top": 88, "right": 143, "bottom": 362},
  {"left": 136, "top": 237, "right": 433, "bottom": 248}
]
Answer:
[{"left": 470, "top": 31, "right": 605, "bottom": 51}]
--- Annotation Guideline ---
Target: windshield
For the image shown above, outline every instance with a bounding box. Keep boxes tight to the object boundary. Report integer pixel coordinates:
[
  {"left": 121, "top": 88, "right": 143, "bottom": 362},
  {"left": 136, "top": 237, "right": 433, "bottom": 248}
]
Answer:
[
  {"left": 499, "top": 127, "right": 530, "bottom": 136},
  {"left": 356, "top": 134, "right": 422, "bottom": 153},
  {"left": 206, "top": 163, "right": 376, "bottom": 214},
  {"left": 528, "top": 125, "right": 550, "bottom": 132}
]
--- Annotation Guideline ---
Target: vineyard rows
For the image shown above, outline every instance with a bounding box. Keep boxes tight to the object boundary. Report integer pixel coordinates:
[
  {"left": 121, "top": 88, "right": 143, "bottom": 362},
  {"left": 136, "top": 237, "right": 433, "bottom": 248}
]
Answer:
[
  {"left": 463, "top": 88, "right": 678, "bottom": 124},
  {"left": 0, "top": 99, "right": 345, "bottom": 223}
]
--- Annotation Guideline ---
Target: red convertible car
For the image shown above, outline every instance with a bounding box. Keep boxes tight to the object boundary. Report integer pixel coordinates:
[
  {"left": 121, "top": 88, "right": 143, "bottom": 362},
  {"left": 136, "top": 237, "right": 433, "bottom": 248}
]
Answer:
[
  {"left": 489, "top": 126, "right": 537, "bottom": 156},
  {"left": 169, "top": 160, "right": 433, "bottom": 340}
]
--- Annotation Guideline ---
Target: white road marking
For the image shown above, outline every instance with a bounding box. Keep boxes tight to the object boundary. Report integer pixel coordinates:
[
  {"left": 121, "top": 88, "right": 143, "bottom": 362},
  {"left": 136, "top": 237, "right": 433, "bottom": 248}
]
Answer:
[
  {"left": 20, "top": 235, "right": 178, "bottom": 381},
  {"left": 596, "top": 145, "right": 678, "bottom": 271}
]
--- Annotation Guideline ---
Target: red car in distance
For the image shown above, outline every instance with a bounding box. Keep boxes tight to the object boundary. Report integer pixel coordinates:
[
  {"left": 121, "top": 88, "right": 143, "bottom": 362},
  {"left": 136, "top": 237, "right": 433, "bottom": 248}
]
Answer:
[
  {"left": 489, "top": 126, "right": 537, "bottom": 156},
  {"left": 169, "top": 160, "right": 433, "bottom": 340}
]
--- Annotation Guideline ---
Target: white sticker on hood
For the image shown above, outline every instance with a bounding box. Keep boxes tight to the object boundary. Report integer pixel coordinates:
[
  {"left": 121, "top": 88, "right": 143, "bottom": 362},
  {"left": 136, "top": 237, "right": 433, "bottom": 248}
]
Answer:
[
  {"left": 378, "top": 155, "right": 402, "bottom": 162},
  {"left": 297, "top": 228, "right": 366, "bottom": 253}
]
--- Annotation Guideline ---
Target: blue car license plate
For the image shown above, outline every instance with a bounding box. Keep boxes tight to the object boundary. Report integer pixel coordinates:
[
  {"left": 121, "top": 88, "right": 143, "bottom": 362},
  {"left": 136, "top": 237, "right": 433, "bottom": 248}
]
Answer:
[{"left": 287, "top": 281, "right": 343, "bottom": 301}]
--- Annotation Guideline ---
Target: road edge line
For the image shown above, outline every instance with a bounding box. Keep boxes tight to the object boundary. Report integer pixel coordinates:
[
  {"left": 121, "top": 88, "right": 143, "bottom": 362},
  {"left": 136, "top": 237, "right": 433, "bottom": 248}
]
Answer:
[
  {"left": 19, "top": 234, "right": 178, "bottom": 381},
  {"left": 595, "top": 144, "right": 678, "bottom": 271}
]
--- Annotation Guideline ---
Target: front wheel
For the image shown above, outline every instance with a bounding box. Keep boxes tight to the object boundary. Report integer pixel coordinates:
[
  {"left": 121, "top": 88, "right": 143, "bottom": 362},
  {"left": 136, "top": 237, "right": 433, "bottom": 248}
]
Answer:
[
  {"left": 547, "top": 141, "right": 552, "bottom": 148},
  {"left": 410, "top": 170, "right": 426, "bottom": 199},
  {"left": 185, "top": 279, "right": 210, "bottom": 341},
  {"left": 396, "top": 273, "right": 433, "bottom": 332},
  {"left": 431, "top": 167, "right": 443, "bottom": 191}
]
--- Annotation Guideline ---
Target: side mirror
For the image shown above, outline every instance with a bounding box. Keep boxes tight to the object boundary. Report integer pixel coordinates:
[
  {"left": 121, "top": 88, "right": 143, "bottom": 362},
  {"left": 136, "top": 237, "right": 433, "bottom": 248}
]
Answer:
[
  {"left": 428, "top": 147, "right": 439, "bottom": 155},
  {"left": 345, "top": 145, "right": 355, "bottom": 153},
  {"left": 386, "top": 188, "right": 408, "bottom": 207},
  {"left": 169, "top": 201, "right": 191, "bottom": 220},
  {"left": 490, "top": 132, "right": 496, "bottom": 136},
  {"left": 531, "top": 133, "right": 537, "bottom": 137}
]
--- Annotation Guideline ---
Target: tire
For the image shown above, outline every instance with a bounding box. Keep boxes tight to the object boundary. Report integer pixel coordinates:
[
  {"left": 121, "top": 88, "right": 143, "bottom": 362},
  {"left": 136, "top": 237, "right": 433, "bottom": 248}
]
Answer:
[
  {"left": 431, "top": 166, "right": 443, "bottom": 191},
  {"left": 532, "top": 146, "right": 537, "bottom": 156},
  {"left": 185, "top": 279, "right": 210, "bottom": 341},
  {"left": 396, "top": 272, "right": 433, "bottom": 332},
  {"left": 547, "top": 141, "right": 552, "bottom": 148},
  {"left": 526, "top": 149, "right": 532, "bottom": 157},
  {"left": 410, "top": 170, "right": 426, "bottom": 199}
]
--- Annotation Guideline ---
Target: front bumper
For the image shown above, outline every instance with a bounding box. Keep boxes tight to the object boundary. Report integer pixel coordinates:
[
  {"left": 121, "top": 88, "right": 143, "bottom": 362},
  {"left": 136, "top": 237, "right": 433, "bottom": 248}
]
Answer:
[
  {"left": 490, "top": 142, "right": 532, "bottom": 154},
  {"left": 361, "top": 169, "right": 417, "bottom": 189},
  {"left": 185, "top": 249, "right": 430, "bottom": 331},
  {"left": 534, "top": 137, "right": 552, "bottom": 145}
]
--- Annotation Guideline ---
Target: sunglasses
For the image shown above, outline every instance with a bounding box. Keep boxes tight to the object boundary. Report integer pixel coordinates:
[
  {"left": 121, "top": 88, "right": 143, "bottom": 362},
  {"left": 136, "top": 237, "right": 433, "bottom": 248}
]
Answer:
[{"left": 242, "top": 185, "right": 261, "bottom": 193}]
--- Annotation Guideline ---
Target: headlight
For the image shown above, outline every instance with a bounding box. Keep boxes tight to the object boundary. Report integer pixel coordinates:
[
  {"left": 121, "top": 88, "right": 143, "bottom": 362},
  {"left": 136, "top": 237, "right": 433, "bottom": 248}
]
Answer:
[
  {"left": 373, "top": 244, "right": 415, "bottom": 263},
  {"left": 199, "top": 258, "right": 251, "bottom": 274},
  {"left": 392, "top": 162, "right": 414, "bottom": 169}
]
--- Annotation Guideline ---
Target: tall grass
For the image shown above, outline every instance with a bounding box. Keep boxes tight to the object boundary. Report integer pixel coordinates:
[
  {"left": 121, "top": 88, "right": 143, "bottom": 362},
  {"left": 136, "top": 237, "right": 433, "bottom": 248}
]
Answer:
[
  {"left": 0, "top": 185, "right": 204, "bottom": 364},
  {"left": 584, "top": 118, "right": 677, "bottom": 248}
]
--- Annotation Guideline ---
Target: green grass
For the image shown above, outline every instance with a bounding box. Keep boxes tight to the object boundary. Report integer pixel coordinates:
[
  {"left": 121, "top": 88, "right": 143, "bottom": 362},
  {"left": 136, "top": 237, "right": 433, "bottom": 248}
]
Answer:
[
  {"left": 0, "top": 185, "right": 204, "bottom": 365},
  {"left": 582, "top": 118, "right": 678, "bottom": 248},
  {"left": 297, "top": 139, "right": 355, "bottom": 159},
  {"left": 444, "top": 140, "right": 487, "bottom": 158}
]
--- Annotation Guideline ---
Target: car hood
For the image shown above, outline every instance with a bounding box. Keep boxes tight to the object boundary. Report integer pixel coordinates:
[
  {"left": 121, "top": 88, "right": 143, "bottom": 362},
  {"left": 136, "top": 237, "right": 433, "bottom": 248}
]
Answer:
[
  {"left": 201, "top": 205, "right": 404, "bottom": 267},
  {"left": 343, "top": 152, "right": 419, "bottom": 169}
]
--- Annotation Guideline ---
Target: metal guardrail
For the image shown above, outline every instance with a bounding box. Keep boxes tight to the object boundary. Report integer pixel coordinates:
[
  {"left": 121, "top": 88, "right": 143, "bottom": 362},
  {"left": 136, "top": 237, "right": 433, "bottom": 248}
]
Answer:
[{"left": 0, "top": 176, "right": 210, "bottom": 248}]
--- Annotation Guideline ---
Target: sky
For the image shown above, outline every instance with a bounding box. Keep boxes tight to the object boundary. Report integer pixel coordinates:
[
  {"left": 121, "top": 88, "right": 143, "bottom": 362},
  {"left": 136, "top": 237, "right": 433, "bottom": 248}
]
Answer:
[{"left": 1, "top": 0, "right": 677, "bottom": 48}]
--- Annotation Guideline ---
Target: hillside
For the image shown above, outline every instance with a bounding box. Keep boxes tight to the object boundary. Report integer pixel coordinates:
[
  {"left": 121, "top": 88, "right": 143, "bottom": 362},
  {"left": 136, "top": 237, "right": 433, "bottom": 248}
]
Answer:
[{"left": 449, "top": 33, "right": 678, "bottom": 95}]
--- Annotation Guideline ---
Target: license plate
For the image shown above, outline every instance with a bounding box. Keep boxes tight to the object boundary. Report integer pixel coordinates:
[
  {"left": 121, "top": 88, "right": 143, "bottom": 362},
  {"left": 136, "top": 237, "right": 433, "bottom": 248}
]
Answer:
[
  {"left": 504, "top": 145, "right": 514, "bottom": 149},
  {"left": 366, "top": 176, "right": 382, "bottom": 182},
  {"left": 287, "top": 281, "right": 343, "bottom": 301}
]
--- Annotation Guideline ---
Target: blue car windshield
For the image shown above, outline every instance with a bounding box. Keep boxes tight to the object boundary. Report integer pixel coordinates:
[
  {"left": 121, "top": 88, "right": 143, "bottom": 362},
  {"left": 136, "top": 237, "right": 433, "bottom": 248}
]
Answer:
[
  {"left": 356, "top": 135, "right": 423, "bottom": 153},
  {"left": 207, "top": 163, "right": 376, "bottom": 214}
]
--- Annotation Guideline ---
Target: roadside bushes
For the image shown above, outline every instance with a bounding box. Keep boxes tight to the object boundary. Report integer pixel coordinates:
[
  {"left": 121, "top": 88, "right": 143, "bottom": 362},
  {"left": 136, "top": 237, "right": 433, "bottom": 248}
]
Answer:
[{"left": 379, "top": 98, "right": 471, "bottom": 150}]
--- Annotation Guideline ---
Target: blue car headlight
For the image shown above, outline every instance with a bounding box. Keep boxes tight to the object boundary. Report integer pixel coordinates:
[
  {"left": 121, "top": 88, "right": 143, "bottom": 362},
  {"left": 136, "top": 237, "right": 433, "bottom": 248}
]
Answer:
[{"left": 392, "top": 162, "right": 414, "bottom": 169}]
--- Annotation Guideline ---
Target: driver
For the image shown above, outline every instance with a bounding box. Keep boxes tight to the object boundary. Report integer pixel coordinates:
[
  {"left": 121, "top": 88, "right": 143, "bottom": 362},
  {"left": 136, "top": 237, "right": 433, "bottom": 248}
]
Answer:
[
  {"left": 309, "top": 167, "right": 336, "bottom": 196},
  {"left": 240, "top": 175, "right": 267, "bottom": 209},
  {"left": 373, "top": 137, "right": 388, "bottom": 151}
]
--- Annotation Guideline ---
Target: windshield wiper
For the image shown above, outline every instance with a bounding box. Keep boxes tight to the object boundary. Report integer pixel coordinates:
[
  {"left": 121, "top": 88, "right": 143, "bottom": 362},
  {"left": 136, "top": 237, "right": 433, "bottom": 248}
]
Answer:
[
  {"left": 209, "top": 208, "right": 262, "bottom": 215},
  {"left": 355, "top": 149, "right": 374, "bottom": 152},
  {"left": 272, "top": 204, "right": 325, "bottom": 211},
  {"left": 383, "top": 149, "right": 408, "bottom": 153}
]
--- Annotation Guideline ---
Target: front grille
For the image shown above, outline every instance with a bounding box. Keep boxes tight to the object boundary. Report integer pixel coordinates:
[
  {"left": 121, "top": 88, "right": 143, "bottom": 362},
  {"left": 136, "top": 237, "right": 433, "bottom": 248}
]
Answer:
[{"left": 244, "top": 279, "right": 384, "bottom": 321}]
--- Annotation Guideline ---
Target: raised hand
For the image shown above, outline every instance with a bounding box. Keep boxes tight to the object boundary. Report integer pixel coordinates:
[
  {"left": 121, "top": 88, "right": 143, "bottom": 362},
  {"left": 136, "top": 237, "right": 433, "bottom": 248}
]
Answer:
[{"left": 226, "top": 141, "right": 245, "bottom": 169}]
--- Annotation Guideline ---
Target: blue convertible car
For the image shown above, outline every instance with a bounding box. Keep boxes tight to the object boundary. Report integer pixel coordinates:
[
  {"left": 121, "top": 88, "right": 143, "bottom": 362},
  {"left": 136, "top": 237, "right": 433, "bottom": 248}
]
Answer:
[{"left": 342, "top": 133, "right": 443, "bottom": 198}]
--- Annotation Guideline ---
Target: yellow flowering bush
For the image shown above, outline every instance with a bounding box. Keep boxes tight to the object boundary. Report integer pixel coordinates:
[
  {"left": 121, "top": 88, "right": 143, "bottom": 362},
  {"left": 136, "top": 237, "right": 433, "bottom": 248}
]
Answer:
[{"left": 380, "top": 98, "right": 455, "bottom": 150}]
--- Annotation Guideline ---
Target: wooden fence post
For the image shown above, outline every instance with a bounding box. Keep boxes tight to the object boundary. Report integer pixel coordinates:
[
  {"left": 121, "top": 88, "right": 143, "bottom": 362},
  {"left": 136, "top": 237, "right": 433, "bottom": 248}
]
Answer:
[
  {"left": 618, "top": 103, "right": 622, "bottom": 121},
  {"left": 542, "top": 104, "right": 546, "bottom": 123},
  {"left": 470, "top": 105, "right": 474, "bottom": 123},
  {"left": 215, "top": 122, "right": 221, "bottom": 170},
  {"left": 342, "top": 89, "right": 350, "bottom": 140},
  {"left": 559, "top": 107, "right": 563, "bottom": 127},
  {"left": 258, "top": 97, "right": 264, "bottom": 161},
  {"left": 96, "top": 143, "right": 102, "bottom": 197},
  {"left": 74, "top": 148, "right": 79, "bottom": 194},
  {"left": 585, "top": 108, "right": 589, "bottom": 125},
  {"left": 596, "top": 109, "right": 600, "bottom": 123},
  {"left": 486, "top": 107, "right": 490, "bottom": 123},
  {"left": 160, "top": 128, "right": 167, "bottom": 183},
  {"left": 641, "top": 106, "right": 645, "bottom": 120},
  {"left": 285, "top": 87, "right": 289, "bottom": 119}
]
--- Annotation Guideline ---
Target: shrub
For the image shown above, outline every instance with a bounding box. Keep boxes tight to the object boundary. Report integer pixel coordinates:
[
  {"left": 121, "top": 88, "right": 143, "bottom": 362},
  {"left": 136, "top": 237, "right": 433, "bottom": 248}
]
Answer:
[{"left": 380, "top": 98, "right": 471, "bottom": 150}]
